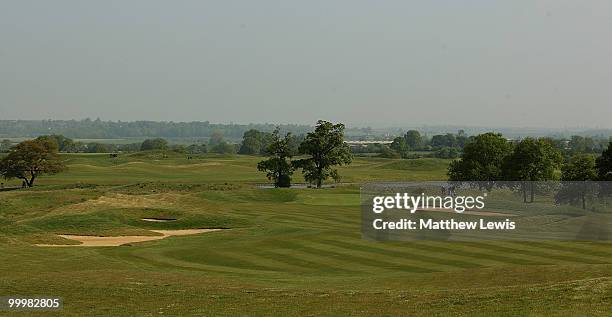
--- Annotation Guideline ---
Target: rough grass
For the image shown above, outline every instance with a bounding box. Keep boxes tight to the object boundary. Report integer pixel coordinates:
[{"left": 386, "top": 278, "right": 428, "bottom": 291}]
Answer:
[{"left": 1, "top": 154, "right": 611, "bottom": 316}]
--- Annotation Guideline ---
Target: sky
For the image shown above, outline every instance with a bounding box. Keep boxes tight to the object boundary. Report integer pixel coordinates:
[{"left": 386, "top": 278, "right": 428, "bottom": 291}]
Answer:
[{"left": 1, "top": 0, "right": 611, "bottom": 128}]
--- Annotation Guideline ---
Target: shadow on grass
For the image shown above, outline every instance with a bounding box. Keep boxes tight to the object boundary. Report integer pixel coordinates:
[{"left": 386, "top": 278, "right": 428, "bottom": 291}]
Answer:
[{"left": 0, "top": 186, "right": 22, "bottom": 192}]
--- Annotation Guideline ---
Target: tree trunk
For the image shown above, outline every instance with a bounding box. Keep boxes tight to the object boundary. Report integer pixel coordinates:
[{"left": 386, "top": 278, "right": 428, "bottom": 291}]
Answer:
[
  {"left": 522, "top": 183, "right": 527, "bottom": 203},
  {"left": 27, "top": 175, "right": 35, "bottom": 187},
  {"left": 581, "top": 182, "right": 588, "bottom": 210},
  {"left": 530, "top": 182, "right": 535, "bottom": 203}
]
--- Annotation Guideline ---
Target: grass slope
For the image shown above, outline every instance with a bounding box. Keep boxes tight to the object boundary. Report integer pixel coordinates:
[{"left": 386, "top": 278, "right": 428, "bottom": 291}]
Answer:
[{"left": 1, "top": 153, "right": 611, "bottom": 316}]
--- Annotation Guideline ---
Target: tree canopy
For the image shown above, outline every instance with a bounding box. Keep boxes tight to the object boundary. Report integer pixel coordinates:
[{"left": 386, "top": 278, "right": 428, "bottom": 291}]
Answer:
[
  {"left": 596, "top": 141, "right": 612, "bottom": 181},
  {"left": 502, "top": 138, "right": 562, "bottom": 202},
  {"left": 596, "top": 141, "right": 612, "bottom": 196},
  {"left": 140, "top": 138, "right": 168, "bottom": 151},
  {"left": 389, "top": 137, "right": 409, "bottom": 155},
  {"left": 404, "top": 130, "right": 422, "bottom": 149},
  {"left": 293, "top": 120, "right": 352, "bottom": 188},
  {"left": 557, "top": 154, "right": 598, "bottom": 209},
  {"left": 447, "top": 133, "right": 513, "bottom": 185},
  {"left": 239, "top": 129, "right": 274, "bottom": 155},
  {"left": 502, "top": 138, "right": 562, "bottom": 182},
  {"left": 561, "top": 155, "right": 597, "bottom": 182},
  {"left": 0, "top": 137, "right": 66, "bottom": 187},
  {"left": 257, "top": 129, "right": 294, "bottom": 187}
]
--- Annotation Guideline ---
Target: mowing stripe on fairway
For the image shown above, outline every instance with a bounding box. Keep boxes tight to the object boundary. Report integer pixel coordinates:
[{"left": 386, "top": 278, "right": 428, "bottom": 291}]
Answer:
[
  {"left": 302, "top": 240, "right": 461, "bottom": 272},
  {"left": 267, "top": 247, "right": 398, "bottom": 274},
  {"left": 281, "top": 241, "right": 438, "bottom": 273},
  {"left": 318, "top": 239, "right": 484, "bottom": 269},
  {"left": 512, "top": 241, "right": 612, "bottom": 259},
  {"left": 397, "top": 241, "right": 550, "bottom": 266},
  {"left": 254, "top": 249, "right": 362, "bottom": 274},
  {"left": 481, "top": 241, "right": 612, "bottom": 264}
]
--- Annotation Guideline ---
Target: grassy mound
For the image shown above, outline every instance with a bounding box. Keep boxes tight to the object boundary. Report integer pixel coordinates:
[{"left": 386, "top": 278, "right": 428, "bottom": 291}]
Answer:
[{"left": 2, "top": 154, "right": 611, "bottom": 316}]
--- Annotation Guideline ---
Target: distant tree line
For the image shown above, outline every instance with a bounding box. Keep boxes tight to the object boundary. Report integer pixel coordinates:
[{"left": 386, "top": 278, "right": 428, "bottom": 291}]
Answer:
[
  {"left": 0, "top": 119, "right": 328, "bottom": 140},
  {"left": 369, "top": 129, "right": 471, "bottom": 159},
  {"left": 0, "top": 120, "right": 352, "bottom": 189},
  {"left": 239, "top": 129, "right": 304, "bottom": 156},
  {"left": 3, "top": 122, "right": 610, "bottom": 198},
  {"left": 347, "top": 128, "right": 611, "bottom": 161},
  {"left": 0, "top": 132, "right": 245, "bottom": 187},
  {"left": 137, "top": 134, "right": 240, "bottom": 155},
  {"left": 0, "top": 135, "right": 140, "bottom": 154},
  {"left": 0, "top": 134, "right": 242, "bottom": 155},
  {"left": 447, "top": 132, "right": 612, "bottom": 208}
]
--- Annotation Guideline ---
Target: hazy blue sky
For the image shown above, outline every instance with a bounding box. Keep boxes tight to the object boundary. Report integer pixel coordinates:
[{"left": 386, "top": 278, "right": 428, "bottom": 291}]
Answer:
[{"left": 1, "top": 0, "right": 611, "bottom": 128}]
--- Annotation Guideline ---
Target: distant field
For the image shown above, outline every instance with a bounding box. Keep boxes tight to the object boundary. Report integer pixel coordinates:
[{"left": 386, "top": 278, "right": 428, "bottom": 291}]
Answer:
[
  {"left": 1, "top": 153, "right": 611, "bottom": 316},
  {"left": 1, "top": 153, "right": 451, "bottom": 188},
  {"left": 74, "top": 138, "right": 140, "bottom": 144},
  {"left": 0, "top": 137, "right": 29, "bottom": 142},
  {"left": 72, "top": 138, "right": 238, "bottom": 145},
  {"left": 0, "top": 137, "right": 237, "bottom": 145},
  {"left": 0, "top": 137, "right": 141, "bottom": 144}
]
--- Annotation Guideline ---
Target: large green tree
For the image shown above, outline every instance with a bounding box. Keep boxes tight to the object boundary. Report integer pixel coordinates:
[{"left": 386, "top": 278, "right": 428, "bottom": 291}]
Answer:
[
  {"left": 503, "top": 138, "right": 563, "bottom": 202},
  {"left": 239, "top": 129, "right": 274, "bottom": 155},
  {"left": 257, "top": 129, "right": 294, "bottom": 187},
  {"left": 557, "top": 154, "right": 598, "bottom": 209},
  {"left": 431, "top": 133, "right": 457, "bottom": 149},
  {"left": 597, "top": 141, "right": 612, "bottom": 196},
  {"left": 447, "top": 133, "right": 513, "bottom": 188},
  {"left": 389, "top": 136, "right": 408, "bottom": 156},
  {"left": 140, "top": 138, "right": 168, "bottom": 151},
  {"left": 293, "top": 120, "right": 352, "bottom": 188},
  {"left": 186, "top": 144, "right": 207, "bottom": 154},
  {"left": 0, "top": 138, "right": 66, "bottom": 187},
  {"left": 561, "top": 155, "right": 598, "bottom": 182},
  {"left": 568, "top": 135, "right": 596, "bottom": 154},
  {"left": 36, "top": 134, "right": 76, "bottom": 152},
  {"left": 404, "top": 130, "right": 422, "bottom": 149},
  {"left": 390, "top": 130, "right": 426, "bottom": 158},
  {"left": 596, "top": 141, "right": 612, "bottom": 181}
]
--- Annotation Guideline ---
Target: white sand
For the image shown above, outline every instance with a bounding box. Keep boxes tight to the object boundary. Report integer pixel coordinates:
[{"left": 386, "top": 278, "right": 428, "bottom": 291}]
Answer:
[
  {"left": 35, "top": 229, "right": 223, "bottom": 247},
  {"left": 141, "top": 218, "right": 176, "bottom": 222}
]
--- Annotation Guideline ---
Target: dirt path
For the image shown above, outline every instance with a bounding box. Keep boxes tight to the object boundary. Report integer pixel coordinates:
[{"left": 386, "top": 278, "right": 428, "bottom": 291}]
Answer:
[{"left": 35, "top": 229, "right": 223, "bottom": 247}]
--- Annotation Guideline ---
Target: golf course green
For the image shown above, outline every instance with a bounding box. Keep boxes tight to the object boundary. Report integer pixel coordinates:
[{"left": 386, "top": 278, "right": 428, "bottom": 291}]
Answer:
[{"left": 1, "top": 152, "right": 611, "bottom": 316}]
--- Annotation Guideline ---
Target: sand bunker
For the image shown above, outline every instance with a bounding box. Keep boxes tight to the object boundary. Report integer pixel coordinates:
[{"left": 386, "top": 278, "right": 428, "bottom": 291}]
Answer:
[
  {"left": 141, "top": 218, "right": 176, "bottom": 222},
  {"left": 417, "top": 208, "right": 516, "bottom": 217},
  {"left": 36, "top": 229, "right": 223, "bottom": 247}
]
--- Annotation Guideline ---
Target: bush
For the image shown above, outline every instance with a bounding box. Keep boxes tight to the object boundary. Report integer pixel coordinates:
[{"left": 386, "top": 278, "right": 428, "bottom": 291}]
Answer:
[
  {"left": 378, "top": 146, "right": 401, "bottom": 159},
  {"left": 211, "top": 142, "right": 237, "bottom": 154},
  {"left": 141, "top": 138, "right": 168, "bottom": 151},
  {"left": 434, "top": 147, "right": 460, "bottom": 159}
]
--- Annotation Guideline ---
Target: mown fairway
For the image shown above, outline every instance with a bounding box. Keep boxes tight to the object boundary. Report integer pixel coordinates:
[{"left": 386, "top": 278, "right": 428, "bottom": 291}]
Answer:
[{"left": 1, "top": 153, "right": 611, "bottom": 316}]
